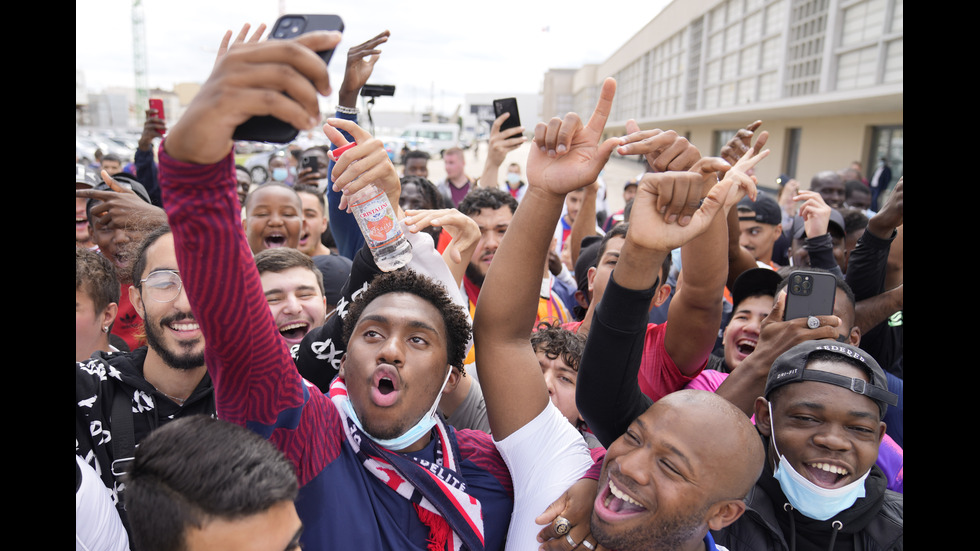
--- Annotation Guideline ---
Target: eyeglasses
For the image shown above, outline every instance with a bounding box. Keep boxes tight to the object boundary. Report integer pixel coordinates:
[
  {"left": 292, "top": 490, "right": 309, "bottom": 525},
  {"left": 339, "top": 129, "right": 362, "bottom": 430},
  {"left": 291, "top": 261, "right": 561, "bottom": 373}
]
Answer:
[{"left": 139, "top": 270, "right": 184, "bottom": 303}]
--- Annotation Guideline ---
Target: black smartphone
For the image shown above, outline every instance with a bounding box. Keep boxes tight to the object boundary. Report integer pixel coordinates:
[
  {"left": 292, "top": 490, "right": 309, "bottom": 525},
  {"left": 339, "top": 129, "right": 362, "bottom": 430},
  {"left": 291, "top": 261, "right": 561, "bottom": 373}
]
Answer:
[
  {"left": 301, "top": 153, "right": 319, "bottom": 174},
  {"left": 493, "top": 97, "right": 521, "bottom": 133},
  {"left": 783, "top": 270, "right": 837, "bottom": 321},
  {"left": 232, "top": 14, "right": 345, "bottom": 143}
]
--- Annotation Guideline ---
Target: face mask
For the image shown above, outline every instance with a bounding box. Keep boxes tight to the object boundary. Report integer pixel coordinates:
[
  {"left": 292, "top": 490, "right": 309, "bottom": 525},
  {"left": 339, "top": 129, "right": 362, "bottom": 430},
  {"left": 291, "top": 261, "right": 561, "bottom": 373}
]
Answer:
[
  {"left": 768, "top": 402, "right": 869, "bottom": 520},
  {"left": 506, "top": 173, "right": 521, "bottom": 185},
  {"left": 342, "top": 368, "right": 453, "bottom": 451},
  {"left": 272, "top": 168, "right": 289, "bottom": 181}
]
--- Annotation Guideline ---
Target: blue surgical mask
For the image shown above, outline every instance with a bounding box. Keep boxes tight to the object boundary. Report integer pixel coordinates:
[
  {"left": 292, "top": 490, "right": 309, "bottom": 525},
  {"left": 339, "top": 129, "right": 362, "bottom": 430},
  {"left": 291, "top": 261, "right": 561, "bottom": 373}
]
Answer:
[
  {"left": 272, "top": 168, "right": 289, "bottom": 182},
  {"left": 768, "top": 402, "right": 869, "bottom": 520},
  {"left": 506, "top": 173, "right": 521, "bottom": 185},
  {"left": 342, "top": 368, "right": 453, "bottom": 451}
]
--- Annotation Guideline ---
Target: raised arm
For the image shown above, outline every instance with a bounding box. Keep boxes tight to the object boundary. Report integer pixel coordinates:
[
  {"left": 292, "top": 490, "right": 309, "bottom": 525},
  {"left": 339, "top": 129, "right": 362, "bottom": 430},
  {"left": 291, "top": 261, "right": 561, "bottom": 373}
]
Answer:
[
  {"left": 323, "top": 31, "right": 391, "bottom": 258},
  {"left": 160, "top": 31, "right": 343, "bottom": 485},
  {"left": 474, "top": 77, "right": 622, "bottom": 439},
  {"left": 578, "top": 147, "right": 768, "bottom": 444},
  {"left": 478, "top": 112, "right": 525, "bottom": 188},
  {"left": 721, "top": 121, "right": 770, "bottom": 288}
]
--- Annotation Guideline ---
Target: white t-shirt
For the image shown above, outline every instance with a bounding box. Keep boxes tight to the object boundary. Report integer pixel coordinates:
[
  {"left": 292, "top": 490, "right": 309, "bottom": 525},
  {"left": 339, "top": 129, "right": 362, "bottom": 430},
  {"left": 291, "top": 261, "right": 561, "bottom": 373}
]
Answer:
[
  {"left": 495, "top": 402, "right": 593, "bottom": 550},
  {"left": 76, "top": 455, "right": 130, "bottom": 551}
]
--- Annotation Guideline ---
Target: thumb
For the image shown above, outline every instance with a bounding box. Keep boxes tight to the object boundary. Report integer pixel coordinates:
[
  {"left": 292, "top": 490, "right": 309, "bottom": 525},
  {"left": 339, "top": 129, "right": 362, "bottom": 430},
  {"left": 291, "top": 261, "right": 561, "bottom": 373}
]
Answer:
[
  {"left": 625, "top": 119, "right": 639, "bottom": 135},
  {"left": 692, "top": 157, "right": 731, "bottom": 176},
  {"left": 596, "top": 136, "right": 623, "bottom": 166},
  {"left": 535, "top": 494, "right": 569, "bottom": 525}
]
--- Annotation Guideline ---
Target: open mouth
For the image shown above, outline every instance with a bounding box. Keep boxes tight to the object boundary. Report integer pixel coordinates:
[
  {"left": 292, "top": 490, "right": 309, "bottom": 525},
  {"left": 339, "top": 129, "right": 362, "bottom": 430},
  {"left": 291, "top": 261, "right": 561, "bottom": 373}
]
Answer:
[
  {"left": 264, "top": 233, "right": 287, "bottom": 249},
  {"left": 735, "top": 337, "right": 757, "bottom": 357},
  {"left": 804, "top": 462, "right": 850, "bottom": 488},
  {"left": 371, "top": 367, "right": 401, "bottom": 407},
  {"left": 299, "top": 232, "right": 311, "bottom": 246},
  {"left": 278, "top": 320, "right": 310, "bottom": 343},
  {"left": 595, "top": 477, "right": 647, "bottom": 521}
]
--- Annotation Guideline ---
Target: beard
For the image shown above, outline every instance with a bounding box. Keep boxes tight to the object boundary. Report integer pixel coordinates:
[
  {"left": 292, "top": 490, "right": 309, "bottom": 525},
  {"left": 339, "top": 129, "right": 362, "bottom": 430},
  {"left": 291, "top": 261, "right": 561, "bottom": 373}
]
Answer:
[
  {"left": 591, "top": 503, "right": 709, "bottom": 551},
  {"left": 464, "top": 262, "right": 486, "bottom": 287},
  {"left": 143, "top": 312, "right": 205, "bottom": 371}
]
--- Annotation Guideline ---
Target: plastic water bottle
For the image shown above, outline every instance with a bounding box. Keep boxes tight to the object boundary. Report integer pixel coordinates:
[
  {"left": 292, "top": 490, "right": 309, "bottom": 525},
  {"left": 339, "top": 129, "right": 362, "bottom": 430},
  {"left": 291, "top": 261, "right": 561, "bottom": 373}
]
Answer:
[{"left": 349, "top": 183, "right": 413, "bottom": 271}]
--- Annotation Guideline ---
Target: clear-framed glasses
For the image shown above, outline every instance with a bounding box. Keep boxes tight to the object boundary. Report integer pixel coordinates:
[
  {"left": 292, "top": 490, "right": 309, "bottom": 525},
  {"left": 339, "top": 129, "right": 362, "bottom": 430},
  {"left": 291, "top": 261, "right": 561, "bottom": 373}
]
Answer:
[{"left": 139, "top": 270, "right": 184, "bottom": 303}]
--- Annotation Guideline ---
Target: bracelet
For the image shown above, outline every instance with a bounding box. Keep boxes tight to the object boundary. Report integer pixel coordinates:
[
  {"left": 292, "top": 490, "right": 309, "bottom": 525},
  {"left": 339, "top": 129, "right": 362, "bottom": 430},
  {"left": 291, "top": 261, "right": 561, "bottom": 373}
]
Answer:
[{"left": 335, "top": 105, "right": 359, "bottom": 115}]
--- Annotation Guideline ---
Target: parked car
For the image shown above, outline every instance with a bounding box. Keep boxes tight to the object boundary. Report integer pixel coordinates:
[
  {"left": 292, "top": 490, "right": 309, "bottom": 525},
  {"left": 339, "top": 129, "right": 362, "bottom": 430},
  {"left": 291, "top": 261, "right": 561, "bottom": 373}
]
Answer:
[{"left": 244, "top": 144, "right": 292, "bottom": 184}]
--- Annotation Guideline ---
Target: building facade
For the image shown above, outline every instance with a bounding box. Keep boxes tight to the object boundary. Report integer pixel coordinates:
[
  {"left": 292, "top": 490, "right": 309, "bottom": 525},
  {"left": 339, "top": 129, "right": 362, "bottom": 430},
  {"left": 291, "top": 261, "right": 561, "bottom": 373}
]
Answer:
[{"left": 543, "top": 0, "right": 902, "bottom": 191}]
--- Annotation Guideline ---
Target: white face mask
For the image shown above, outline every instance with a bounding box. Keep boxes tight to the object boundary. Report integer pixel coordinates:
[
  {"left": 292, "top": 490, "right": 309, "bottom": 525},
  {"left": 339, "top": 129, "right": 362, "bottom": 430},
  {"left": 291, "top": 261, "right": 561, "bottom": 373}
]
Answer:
[
  {"left": 768, "top": 402, "right": 869, "bottom": 520},
  {"left": 506, "top": 173, "right": 521, "bottom": 185},
  {"left": 343, "top": 368, "right": 453, "bottom": 451}
]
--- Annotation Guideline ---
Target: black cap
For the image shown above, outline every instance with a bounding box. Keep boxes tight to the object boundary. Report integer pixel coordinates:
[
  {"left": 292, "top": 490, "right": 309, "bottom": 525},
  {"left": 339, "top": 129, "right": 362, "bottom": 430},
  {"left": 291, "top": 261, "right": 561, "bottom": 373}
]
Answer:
[
  {"left": 765, "top": 340, "right": 898, "bottom": 419},
  {"left": 738, "top": 194, "right": 781, "bottom": 226},
  {"left": 776, "top": 174, "right": 793, "bottom": 187},
  {"left": 312, "top": 254, "right": 353, "bottom": 306},
  {"left": 95, "top": 173, "right": 152, "bottom": 204},
  {"left": 730, "top": 268, "right": 782, "bottom": 310}
]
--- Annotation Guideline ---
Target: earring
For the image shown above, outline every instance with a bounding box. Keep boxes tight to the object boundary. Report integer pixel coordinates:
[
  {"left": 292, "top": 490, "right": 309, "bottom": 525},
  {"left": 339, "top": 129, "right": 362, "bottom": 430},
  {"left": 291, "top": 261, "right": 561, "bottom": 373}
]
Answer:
[{"left": 103, "top": 326, "right": 110, "bottom": 333}]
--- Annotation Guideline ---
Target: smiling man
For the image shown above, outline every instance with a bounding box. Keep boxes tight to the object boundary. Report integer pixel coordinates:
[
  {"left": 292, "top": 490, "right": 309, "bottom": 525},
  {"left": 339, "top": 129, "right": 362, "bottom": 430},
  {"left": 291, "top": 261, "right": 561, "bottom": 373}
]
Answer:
[
  {"left": 714, "top": 340, "right": 902, "bottom": 549},
  {"left": 255, "top": 247, "right": 328, "bottom": 352},
  {"left": 76, "top": 225, "right": 214, "bottom": 546},
  {"left": 592, "top": 390, "right": 764, "bottom": 551},
  {"left": 156, "top": 31, "right": 518, "bottom": 550}
]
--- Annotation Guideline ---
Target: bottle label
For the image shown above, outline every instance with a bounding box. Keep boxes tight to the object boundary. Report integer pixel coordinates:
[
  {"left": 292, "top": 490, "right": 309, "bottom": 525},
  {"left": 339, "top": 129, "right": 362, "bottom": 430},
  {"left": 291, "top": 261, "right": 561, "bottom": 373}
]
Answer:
[{"left": 353, "top": 191, "right": 403, "bottom": 249}]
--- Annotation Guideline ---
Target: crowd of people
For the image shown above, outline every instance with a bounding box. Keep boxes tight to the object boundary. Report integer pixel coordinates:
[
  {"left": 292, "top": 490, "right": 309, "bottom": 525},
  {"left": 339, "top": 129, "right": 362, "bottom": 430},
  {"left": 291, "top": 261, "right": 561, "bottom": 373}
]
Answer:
[{"left": 76, "top": 23, "right": 902, "bottom": 551}]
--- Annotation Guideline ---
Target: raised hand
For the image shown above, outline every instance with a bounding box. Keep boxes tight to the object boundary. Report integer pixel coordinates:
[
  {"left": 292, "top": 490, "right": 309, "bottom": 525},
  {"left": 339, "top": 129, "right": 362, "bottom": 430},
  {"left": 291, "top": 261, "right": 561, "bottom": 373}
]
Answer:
[
  {"left": 793, "top": 190, "right": 832, "bottom": 238},
  {"left": 323, "top": 118, "right": 401, "bottom": 214},
  {"left": 138, "top": 108, "right": 167, "bottom": 150},
  {"left": 487, "top": 112, "right": 525, "bottom": 166},
  {"left": 214, "top": 22, "right": 267, "bottom": 68},
  {"left": 76, "top": 171, "right": 167, "bottom": 231},
  {"left": 720, "top": 120, "right": 768, "bottom": 167},
  {"left": 338, "top": 30, "right": 390, "bottom": 107},
  {"left": 527, "top": 78, "right": 623, "bottom": 195},
  {"left": 166, "top": 32, "right": 339, "bottom": 165},
  {"left": 618, "top": 119, "right": 700, "bottom": 172}
]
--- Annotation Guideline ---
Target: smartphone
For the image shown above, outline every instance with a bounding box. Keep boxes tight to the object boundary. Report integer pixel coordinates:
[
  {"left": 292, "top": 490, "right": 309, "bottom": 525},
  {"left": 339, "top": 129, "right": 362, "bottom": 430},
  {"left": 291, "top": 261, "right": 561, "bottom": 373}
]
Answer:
[
  {"left": 783, "top": 270, "right": 837, "bottom": 321},
  {"left": 232, "top": 14, "right": 345, "bottom": 143},
  {"left": 301, "top": 153, "right": 319, "bottom": 174},
  {"left": 148, "top": 98, "right": 165, "bottom": 123},
  {"left": 493, "top": 97, "right": 521, "bottom": 134}
]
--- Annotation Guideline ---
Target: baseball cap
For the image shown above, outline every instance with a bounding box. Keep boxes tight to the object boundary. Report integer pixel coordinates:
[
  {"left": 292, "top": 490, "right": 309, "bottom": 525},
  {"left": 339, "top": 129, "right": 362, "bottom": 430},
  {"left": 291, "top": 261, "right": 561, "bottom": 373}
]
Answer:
[
  {"left": 95, "top": 173, "right": 152, "bottom": 204},
  {"left": 765, "top": 340, "right": 898, "bottom": 419},
  {"left": 738, "top": 194, "right": 781, "bottom": 226},
  {"left": 76, "top": 164, "right": 98, "bottom": 189},
  {"left": 730, "top": 267, "right": 782, "bottom": 310}
]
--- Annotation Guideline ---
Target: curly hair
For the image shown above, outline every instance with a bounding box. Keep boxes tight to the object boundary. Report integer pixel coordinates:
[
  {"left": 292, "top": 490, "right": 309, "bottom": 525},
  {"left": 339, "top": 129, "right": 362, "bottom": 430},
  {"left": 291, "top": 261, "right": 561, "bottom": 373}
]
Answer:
[
  {"left": 342, "top": 270, "right": 471, "bottom": 369},
  {"left": 458, "top": 187, "right": 518, "bottom": 216},
  {"left": 76, "top": 247, "right": 120, "bottom": 314},
  {"left": 530, "top": 322, "right": 586, "bottom": 372}
]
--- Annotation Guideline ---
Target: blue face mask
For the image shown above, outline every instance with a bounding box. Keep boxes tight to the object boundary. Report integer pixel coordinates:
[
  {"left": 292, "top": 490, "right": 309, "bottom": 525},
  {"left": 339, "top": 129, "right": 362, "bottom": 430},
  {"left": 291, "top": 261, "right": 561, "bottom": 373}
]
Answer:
[
  {"left": 768, "top": 402, "right": 869, "bottom": 521},
  {"left": 272, "top": 168, "right": 289, "bottom": 182},
  {"left": 342, "top": 368, "right": 453, "bottom": 451}
]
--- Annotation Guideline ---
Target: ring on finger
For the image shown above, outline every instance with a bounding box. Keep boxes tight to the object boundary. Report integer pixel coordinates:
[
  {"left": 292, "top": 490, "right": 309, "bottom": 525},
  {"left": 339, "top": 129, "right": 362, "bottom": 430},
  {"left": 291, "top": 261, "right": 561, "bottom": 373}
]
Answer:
[
  {"left": 553, "top": 515, "right": 571, "bottom": 536},
  {"left": 807, "top": 315, "right": 820, "bottom": 329},
  {"left": 581, "top": 538, "right": 596, "bottom": 550},
  {"left": 565, "top": 533, "right": 579, "bottom": 547}
]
